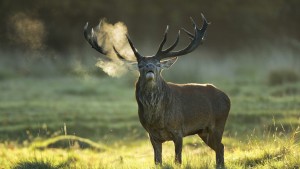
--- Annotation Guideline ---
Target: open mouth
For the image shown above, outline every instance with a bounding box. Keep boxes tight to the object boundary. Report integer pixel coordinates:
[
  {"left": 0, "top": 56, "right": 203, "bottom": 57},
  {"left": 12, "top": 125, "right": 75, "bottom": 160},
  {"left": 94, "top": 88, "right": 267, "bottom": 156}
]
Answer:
[{"left": 146, "top": 71, "right": 155, "bottom": 80}]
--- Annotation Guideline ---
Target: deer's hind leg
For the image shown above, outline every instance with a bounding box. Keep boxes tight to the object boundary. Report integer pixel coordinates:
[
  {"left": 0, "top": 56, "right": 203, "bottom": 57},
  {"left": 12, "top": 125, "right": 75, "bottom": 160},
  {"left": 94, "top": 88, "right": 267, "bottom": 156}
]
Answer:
[
  {"left": 198, "top": 129, "right": 225, "bottom": 168},
  {"left": 173, "top": 135, "right": 183, "bottom": 164}
]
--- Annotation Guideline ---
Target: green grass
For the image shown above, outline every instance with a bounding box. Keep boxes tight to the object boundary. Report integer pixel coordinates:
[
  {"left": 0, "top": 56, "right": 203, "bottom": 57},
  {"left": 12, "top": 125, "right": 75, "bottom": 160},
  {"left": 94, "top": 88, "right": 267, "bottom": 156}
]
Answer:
[{"left": 0, "top": 70, "right": 299, "bottom": 168}]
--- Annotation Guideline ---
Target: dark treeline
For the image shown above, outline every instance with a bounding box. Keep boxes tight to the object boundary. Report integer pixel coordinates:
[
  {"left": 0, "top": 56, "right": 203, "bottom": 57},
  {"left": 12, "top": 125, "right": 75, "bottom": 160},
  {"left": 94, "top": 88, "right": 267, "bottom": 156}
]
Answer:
[{"left": 0, "top": 0, "right": 300, "bottom": 56}]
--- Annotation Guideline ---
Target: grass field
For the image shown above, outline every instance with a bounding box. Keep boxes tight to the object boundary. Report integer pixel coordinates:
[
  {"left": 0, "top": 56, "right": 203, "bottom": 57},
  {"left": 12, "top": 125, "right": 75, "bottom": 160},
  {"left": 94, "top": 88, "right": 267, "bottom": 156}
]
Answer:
[{"left": 0, "top": 55, "right": 299, "bottom": 168}]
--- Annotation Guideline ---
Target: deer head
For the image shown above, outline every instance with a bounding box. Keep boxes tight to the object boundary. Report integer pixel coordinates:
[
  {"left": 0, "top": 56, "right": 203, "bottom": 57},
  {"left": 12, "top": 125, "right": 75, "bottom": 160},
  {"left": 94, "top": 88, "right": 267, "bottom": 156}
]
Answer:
[{"left": 84, "top": 14, "right": 208, "bottom": 85}]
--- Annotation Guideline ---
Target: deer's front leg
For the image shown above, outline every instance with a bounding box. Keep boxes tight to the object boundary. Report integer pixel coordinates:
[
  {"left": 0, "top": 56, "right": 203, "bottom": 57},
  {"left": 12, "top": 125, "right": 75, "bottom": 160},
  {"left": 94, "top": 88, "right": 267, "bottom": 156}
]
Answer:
[
  {"left": 150, "top": 136, "right": 162, "bottom": 165},
  {"left": 173, "top": 135, "right": 183, "bottom": 164}
]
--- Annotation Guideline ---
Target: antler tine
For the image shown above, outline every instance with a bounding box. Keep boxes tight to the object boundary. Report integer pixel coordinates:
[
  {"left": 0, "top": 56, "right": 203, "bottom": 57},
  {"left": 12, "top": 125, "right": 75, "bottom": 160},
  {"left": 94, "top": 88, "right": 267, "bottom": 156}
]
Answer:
[
  {"left": 155, "top": 26, "right": 181, "bottom": 59},
  {"left": 190, "top": 17, "right": 197, "bottom": 29},
  {"left": 198, "top": 13, "right": 209, "bottom": 39},
  {"left": 155, "top": 14, "right": 209, "bottom": 60},
  {"left": 156, "top": 25, "right": 169, "bottom": 55},
  {"left": 113, "top": 46, "right": 126, "bottom": 60},
  {"left": 84, "top": 22, "right": 107, "bottom": 55},
  {"left": 112, "top": 45, "right": 138, "bottom": 65},
  {"left": 181, "top": 28, "right": 194, "bottom": 39},
  {"left": 163, "top": 30, "right": 180, "bottom": 53},
  {"left": 84, "top": 21, "right": 140, "bottom": 63},
  {"left": 126, "top": 35, "right": 142, "bottom": 60}
]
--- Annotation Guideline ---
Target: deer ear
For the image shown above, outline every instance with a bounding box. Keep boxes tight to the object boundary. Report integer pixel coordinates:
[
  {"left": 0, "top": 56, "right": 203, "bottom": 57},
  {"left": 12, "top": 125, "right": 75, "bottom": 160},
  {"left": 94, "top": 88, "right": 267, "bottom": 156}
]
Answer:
[{"left": 161, "top": 57, "right": 178, "bottom": 69}]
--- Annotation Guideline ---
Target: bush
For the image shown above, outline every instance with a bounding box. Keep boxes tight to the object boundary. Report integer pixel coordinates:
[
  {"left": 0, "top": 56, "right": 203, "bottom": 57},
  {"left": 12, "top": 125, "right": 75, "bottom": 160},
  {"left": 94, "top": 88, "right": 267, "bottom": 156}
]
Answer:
[{"left": 268, "top": 69, "right": 299, "bottom": 86}]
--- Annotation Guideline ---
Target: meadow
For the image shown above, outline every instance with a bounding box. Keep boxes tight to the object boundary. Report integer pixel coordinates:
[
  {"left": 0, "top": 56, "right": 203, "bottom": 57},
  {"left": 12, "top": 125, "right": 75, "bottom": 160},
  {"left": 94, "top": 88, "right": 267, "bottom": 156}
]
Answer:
[{"left": 0, "top": 51, "right": 299, "bottom": 169}]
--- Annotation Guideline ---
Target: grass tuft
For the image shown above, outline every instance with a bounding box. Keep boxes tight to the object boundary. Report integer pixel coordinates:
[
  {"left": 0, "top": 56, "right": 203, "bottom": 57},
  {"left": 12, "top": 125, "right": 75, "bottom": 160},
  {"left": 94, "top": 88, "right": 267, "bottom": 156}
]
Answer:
[{"left": 12, "top": 159, "right": 68, "bottom": 169}]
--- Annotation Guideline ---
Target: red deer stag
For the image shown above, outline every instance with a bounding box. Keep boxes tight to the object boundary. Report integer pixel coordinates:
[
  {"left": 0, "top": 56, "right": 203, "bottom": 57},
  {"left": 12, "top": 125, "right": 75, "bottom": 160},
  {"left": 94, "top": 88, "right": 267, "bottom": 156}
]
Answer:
[{"left": 84, "top": 14, "right": 230, "bottom": 168}]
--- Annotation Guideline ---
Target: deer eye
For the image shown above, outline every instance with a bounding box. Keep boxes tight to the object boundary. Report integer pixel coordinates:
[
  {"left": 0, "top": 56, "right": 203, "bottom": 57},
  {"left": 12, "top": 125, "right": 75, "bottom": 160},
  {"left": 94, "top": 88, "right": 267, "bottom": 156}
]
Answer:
[{"left": 156, "top": 63, "right": 161, "bottom": 67}]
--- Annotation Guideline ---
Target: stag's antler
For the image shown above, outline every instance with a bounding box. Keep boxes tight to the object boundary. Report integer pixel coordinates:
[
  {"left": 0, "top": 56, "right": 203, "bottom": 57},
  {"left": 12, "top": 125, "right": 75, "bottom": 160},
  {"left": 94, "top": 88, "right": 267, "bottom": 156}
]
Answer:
[
  {"left": 84, "top": 14, "right": 208, "bottom": 62},
  {"left": 84, "top": 21, "right": 141, "bottom": 62},
  {"left": 84, "top": 21, "right": 108, "bottom": 55},
  {"left": 155, "top": 13, "right": 208, "bottom": 60},
  {"left": 125, "top": 35, "right": 143, "bottom": 61}
]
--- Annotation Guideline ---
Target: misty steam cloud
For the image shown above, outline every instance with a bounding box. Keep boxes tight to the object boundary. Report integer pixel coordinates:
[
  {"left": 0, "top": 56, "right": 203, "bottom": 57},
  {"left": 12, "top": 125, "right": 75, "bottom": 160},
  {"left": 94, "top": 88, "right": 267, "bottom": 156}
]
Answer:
[
  {"left": 93, "top": 20, "right": 136, "bottom": 77},
  {"left": 8, "top": 13, "right": 46, "bottom": 51}
]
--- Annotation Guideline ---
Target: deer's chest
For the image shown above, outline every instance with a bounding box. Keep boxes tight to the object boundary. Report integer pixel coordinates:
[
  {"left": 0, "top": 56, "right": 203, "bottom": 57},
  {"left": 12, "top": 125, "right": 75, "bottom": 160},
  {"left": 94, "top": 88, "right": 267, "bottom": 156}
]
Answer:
[
  {"left": 140, "top": 105, "right": 165, "bottom": 128},
  {"left": 139, "top": 106, "right": 179, "bottom": 142},
  {"left": 149, "top": 128, "right": 174, "bottom": 142},
  {"left": 137, "top": 91, "right": 165, "bottom": 125}
]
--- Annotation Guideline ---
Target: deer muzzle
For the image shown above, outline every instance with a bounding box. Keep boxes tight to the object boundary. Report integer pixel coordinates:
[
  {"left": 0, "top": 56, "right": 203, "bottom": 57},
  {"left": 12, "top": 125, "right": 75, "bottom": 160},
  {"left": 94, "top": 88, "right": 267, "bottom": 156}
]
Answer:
[
  {"left": 146, "top": 71, "right": 155, "bottom": 81},
  {"left": 145, "top": 63, "right": 156, "bottom": 81}
]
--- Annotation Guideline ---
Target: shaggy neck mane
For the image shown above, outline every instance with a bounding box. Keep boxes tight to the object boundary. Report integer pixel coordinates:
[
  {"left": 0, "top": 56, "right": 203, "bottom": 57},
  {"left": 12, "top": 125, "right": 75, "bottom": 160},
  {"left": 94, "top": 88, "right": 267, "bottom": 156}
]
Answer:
[{"left": 136, "top": 76, "right": 168, "bottom": 113}]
